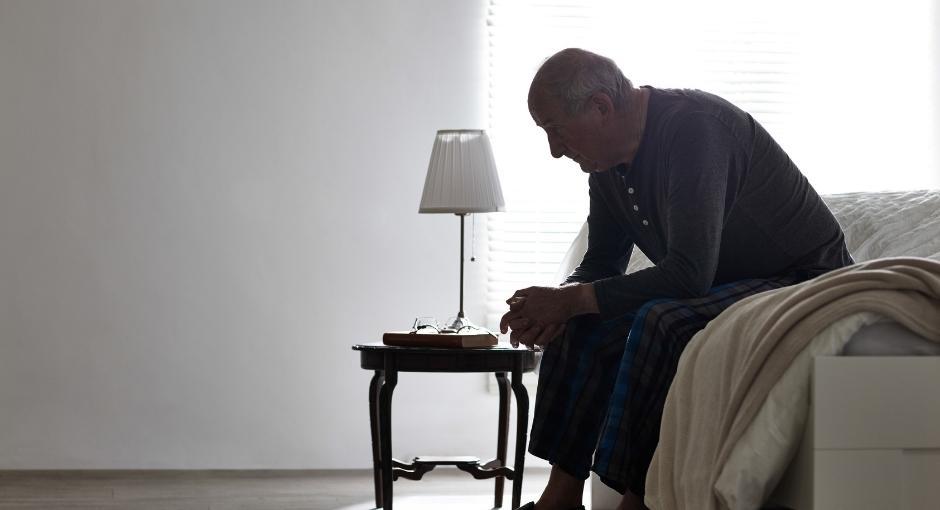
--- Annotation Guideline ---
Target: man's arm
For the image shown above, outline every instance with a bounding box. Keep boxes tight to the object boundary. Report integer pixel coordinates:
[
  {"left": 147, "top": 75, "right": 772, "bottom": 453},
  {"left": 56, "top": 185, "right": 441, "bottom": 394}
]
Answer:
[
  {"left": 503, "top": 113, "right": 743, "bottom": 337},
  {"left": 590, "top": 112, "right": 742, "bottom": 319},
  {"left": 500, "top": 179, "right": 630, "bottom": 346},
  {"left": 564, "top": 181, "right": 633, "bottom": 285}
]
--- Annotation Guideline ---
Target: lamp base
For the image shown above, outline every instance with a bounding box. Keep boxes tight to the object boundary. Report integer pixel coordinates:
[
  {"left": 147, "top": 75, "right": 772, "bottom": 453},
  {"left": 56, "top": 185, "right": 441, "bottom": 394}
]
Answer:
[{"left": 443, "top": 315, "right": 479, "bottom": 333}]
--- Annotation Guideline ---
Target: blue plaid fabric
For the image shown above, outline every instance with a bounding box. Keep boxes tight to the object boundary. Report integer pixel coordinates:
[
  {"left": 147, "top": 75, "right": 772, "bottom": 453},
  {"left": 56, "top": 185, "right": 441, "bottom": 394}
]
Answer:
[{"left": 528, "top": 275, "right": 802, "bottom": 496}]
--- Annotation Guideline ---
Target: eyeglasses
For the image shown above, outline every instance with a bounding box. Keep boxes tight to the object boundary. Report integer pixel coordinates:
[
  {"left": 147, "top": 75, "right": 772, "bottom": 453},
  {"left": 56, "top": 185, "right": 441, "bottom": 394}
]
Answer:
[{"left": 411, "top": 317, "right": 477, "bottom": 334}]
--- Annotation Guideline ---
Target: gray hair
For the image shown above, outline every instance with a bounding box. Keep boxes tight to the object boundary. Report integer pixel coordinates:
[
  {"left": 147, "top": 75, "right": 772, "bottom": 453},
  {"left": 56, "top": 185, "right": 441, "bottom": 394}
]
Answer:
[{"left": 529, "top": 48, "right": 633, "bottom": 115}]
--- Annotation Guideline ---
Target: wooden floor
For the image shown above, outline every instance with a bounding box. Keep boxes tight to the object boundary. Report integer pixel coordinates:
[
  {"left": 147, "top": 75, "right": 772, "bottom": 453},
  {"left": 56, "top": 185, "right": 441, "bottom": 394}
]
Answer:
[{"left": 0, "top": 468, "right": 553, "bottom": 510}]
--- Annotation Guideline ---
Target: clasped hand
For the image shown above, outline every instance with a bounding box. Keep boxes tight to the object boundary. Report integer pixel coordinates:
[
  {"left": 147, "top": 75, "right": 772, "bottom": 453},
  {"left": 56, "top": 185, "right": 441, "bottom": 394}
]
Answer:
[{"left": 499, "top": 285, "right": 576, "bottom": 349}]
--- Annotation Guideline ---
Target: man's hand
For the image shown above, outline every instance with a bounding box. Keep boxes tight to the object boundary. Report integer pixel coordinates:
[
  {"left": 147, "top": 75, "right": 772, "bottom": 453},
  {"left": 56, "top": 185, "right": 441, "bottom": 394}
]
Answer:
[{"left": 499, "top": 284, "right": 599, "bottom": 348}]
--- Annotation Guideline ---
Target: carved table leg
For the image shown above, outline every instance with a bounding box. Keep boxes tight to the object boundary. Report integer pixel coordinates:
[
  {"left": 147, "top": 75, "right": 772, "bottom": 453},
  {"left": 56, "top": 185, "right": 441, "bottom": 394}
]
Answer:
[
  {"left": 368, "top": 370, "right": 384, "bottom": 508},
  {"left": 510, "top": 359, "right": 529, "bottom": 510},
  {"left": 379, "top": 354, "right": 398, "bottom": 509},
  {"left": 494, "top": 371, "right": 510, "bottom": 508}
]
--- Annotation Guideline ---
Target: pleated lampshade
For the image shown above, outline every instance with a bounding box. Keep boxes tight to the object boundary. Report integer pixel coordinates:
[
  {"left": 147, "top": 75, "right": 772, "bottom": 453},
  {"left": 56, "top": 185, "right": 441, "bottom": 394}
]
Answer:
[{"left": 419, "top": 130, "right": 505, "bottom": 213}]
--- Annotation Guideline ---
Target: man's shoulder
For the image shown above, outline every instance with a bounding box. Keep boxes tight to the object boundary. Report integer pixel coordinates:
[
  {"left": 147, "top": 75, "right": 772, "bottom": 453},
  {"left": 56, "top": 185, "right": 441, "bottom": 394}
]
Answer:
[
  {"left": 650, "top": 88, "right": 742, "bottom": 122},
  {"left": 646, "top": 87, "right": 753, "bottom": 145},
  {"left": 649, "top": 87, "right": 734, "bottom": 110}
]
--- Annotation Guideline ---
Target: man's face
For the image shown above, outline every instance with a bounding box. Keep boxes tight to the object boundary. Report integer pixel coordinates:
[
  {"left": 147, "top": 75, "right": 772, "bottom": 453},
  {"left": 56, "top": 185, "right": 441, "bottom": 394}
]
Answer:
[{"left": 529, "top": 93, "right": 609, "bottom": 173}]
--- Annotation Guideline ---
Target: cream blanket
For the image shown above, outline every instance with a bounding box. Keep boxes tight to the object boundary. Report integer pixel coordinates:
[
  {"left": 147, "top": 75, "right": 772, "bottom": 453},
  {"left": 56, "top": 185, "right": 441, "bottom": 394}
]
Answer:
[{"left": 645, "top": 257, "right": 940, "bottom": 510}]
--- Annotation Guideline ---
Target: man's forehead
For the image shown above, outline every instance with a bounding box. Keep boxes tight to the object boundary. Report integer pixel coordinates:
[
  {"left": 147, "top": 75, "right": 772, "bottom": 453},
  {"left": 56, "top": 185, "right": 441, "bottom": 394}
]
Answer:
[{"left": 528, "top": 93, "right": 561, "bottom": 126}]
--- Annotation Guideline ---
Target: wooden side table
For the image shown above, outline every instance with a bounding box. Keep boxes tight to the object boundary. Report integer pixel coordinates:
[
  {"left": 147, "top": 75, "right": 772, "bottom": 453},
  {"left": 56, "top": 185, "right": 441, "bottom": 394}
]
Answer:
[{"left": 352, "top": 343, "right": 537, "bottom": 510}]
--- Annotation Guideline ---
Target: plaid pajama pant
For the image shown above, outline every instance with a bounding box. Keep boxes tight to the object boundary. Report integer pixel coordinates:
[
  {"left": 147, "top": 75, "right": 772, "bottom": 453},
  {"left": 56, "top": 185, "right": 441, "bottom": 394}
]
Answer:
[{"left": 528, "top": 275, "right": 804, "bottom": 496}]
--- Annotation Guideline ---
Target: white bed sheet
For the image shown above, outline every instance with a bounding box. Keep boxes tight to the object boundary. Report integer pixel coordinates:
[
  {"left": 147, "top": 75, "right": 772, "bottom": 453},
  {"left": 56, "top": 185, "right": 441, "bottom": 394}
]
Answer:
[{"left": 843, "top": 321, "right": 940, "bottom": 356}]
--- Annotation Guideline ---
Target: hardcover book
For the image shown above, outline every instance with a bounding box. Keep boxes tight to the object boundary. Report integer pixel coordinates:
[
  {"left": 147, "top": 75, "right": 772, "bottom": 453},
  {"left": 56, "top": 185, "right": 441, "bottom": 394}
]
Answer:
[{"left": 382, "top": 330, "right": 498, "bottom": 348}]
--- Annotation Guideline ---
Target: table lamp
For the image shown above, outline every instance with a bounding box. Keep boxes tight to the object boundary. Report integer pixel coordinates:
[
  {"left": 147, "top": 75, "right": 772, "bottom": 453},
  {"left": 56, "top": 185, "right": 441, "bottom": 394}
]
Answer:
[{"left": 419, "top": 129, "right": 505, "bottom": 331}]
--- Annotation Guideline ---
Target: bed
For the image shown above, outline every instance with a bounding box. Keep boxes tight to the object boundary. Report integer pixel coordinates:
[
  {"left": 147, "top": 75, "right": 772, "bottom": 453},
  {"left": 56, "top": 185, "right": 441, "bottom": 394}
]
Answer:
[
  {"left": 561, "top": 190, "right": 940, "bottom": 510},
  {"left": 759, "top": 190, "right": 940, "bottom": 509}
]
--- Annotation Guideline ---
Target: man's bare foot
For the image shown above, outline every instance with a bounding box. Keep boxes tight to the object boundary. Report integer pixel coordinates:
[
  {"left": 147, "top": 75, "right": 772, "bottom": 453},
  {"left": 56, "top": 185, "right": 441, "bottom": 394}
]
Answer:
[{"left": 532, "top": 466, "right": 585, "bottom": 510}]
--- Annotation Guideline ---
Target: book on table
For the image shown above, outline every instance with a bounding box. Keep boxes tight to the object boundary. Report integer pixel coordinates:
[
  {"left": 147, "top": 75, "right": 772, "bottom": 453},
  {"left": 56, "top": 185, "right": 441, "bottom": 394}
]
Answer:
[{"left": 382, "top": 330, "right": 498, "bottom": 348}]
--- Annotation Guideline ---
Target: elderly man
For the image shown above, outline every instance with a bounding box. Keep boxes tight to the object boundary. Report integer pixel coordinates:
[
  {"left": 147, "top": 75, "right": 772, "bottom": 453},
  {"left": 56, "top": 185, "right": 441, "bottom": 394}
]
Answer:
[{"left": 500, "top": 49, "right": 853, "bottom": 510}]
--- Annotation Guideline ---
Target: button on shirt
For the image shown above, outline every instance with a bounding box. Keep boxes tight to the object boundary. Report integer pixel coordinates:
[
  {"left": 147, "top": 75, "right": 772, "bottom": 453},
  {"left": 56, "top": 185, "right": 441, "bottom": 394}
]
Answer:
[{"left": 623, "top": 183, "right": 648, "bottom": 226}]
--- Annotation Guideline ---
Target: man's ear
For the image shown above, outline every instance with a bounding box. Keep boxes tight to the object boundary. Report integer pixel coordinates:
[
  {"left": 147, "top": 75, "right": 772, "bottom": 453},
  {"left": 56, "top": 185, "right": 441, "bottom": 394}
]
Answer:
[{"left": 590, "top": 92, "right": 615, "bottom": 119}]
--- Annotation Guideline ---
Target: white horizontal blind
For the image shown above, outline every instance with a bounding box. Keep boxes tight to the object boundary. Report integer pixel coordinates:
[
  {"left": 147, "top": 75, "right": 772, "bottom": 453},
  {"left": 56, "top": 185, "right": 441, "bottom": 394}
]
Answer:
[
  {"left": 695, "top": 20, "right": 800, "bottom": 139},
  {"left": 484, "top": 0, "right": 937, "bottom": 330}
]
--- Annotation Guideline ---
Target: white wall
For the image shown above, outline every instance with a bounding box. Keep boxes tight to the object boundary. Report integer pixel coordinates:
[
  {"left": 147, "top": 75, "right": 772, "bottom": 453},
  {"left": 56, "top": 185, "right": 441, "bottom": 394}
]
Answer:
[{"left": 0, "top": 0, "right": 523, "bottom": 469}]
